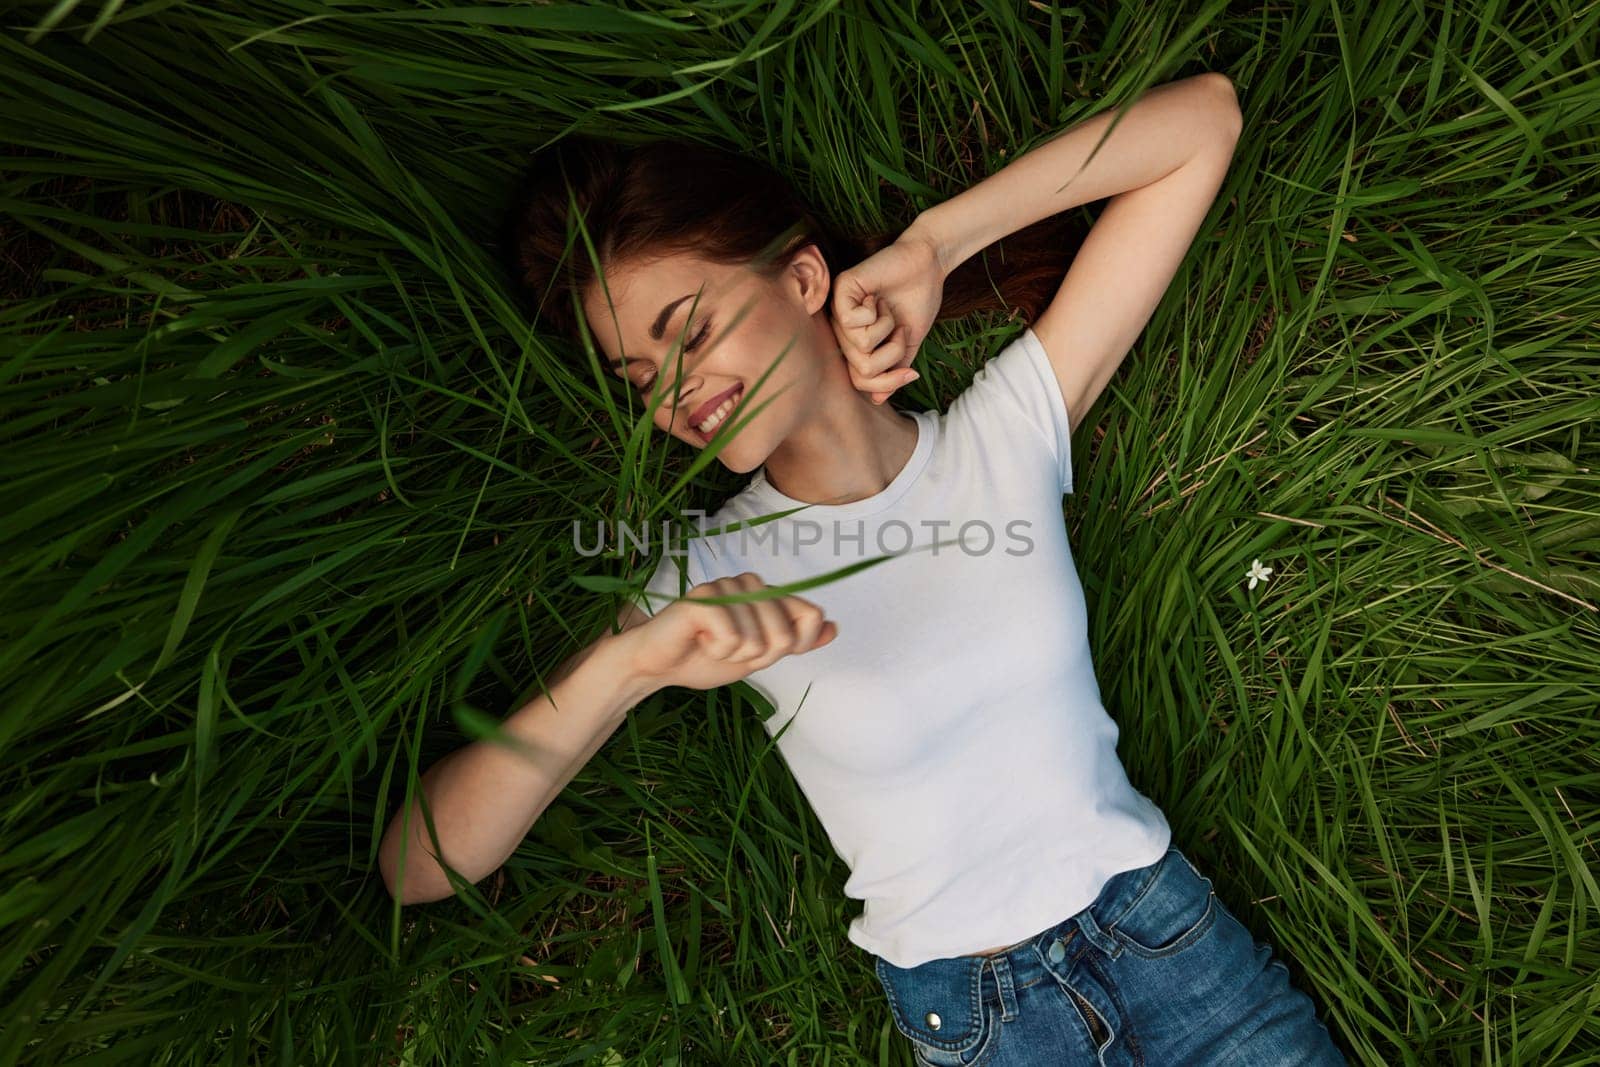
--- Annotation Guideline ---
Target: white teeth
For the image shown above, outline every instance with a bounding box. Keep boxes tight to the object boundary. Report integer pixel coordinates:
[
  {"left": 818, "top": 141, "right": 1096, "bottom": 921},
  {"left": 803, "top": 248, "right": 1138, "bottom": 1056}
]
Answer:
[{"left": 694, "top": 389, "right": 741, "bottom": 434}]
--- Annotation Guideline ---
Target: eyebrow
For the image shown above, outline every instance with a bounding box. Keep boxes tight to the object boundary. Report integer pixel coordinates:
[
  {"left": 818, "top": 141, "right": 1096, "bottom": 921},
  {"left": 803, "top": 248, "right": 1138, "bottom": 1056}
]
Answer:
[{"left": 605, "top": 292, "right": 696, "bottom": 368}]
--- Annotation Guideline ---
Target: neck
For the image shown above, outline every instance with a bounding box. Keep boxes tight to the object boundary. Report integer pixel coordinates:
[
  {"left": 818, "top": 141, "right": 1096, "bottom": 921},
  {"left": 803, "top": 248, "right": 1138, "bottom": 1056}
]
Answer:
[{"left": 757, "top": 353, "right": 920, "bottom": 506}]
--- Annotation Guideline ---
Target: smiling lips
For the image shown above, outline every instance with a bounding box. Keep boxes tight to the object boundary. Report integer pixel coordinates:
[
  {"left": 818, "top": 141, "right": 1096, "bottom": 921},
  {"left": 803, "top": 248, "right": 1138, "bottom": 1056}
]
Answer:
[{"left": 689, "top": 385, "right": 743, "bottom": 437}]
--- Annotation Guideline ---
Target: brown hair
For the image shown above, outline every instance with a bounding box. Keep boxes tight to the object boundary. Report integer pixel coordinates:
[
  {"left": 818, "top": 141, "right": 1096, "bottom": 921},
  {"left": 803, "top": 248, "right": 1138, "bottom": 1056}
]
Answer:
[{"left": 498, "top": 134, "right": 1085, "bottom": 351}]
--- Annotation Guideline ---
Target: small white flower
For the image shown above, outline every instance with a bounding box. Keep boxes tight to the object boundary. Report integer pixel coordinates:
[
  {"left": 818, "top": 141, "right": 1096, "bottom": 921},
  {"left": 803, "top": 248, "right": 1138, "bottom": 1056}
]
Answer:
[{"left": 1246, "top": 558, "right": 1273, "bottom": 590}]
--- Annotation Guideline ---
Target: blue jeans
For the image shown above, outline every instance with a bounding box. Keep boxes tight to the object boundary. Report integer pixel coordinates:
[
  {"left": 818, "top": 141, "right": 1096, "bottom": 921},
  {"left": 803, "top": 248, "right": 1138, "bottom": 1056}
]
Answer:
[{"left": 872, "top": 846, "right": 1345, "bottom": 1066}]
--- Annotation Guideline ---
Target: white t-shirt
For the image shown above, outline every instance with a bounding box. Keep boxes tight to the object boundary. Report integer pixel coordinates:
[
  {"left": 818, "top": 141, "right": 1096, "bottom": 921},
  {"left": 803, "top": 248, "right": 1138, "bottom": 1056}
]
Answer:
[{"left": 632, "top": 326, "right": 1171, "bottom": 968}]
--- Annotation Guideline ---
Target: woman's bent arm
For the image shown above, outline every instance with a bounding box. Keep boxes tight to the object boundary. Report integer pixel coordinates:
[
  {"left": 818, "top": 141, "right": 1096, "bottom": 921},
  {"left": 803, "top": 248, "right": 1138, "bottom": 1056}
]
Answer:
[
  {"left": 904, "top": 72, "right": 1240, "bottom": 274},
  {"left": 377, "top": 627, "right": 657, "bottom": 904}
]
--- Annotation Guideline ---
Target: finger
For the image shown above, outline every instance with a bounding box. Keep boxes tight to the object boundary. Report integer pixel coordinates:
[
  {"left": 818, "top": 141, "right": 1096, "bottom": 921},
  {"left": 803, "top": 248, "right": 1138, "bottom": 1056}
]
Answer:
[
  {"left": 768, "top": 591, "right": 820, "bottom": 655},
  {"left": 852, "top": 366, "right": 915, "bottom": 394},
  {"left": 736, "top": 573, "right": 796, "bottom": 663},
  {"left": 750, "top": 594, "right": 828, "bottom": 668},
  {"left": 862, "top": 366, "right": 920, "bottom": 404},
  {"left": 700, "top": 576, "right": 762, "bottom": 660},
  {"left": 781, "top": 595, "right": 828, "bottom": 652},
  {"left": 722, "top": 575, "right": 773, "bottom": 661},
  {"left": 846, "top": 325, "right": 910, "bottom": 378},
  {"left": 849, "top": 305, "right": 898, "bottom": 353},
  {"left": 850, "top": 338, "right": 919, "bottom": 392},
  {"left": 841, "top": 331, "right": 900, "bottom": 384},
  {"left": 837, "top": 299, "right": 892, "bottom": 357},
  {"left": 811, "top": 620, "right": 839, "bottom": 649},
  {"left": 776, "top": 592, "right": 835, "bottom": 650},
  {"left": 833, "top": 284, "right": 876, "bottom": 329}
]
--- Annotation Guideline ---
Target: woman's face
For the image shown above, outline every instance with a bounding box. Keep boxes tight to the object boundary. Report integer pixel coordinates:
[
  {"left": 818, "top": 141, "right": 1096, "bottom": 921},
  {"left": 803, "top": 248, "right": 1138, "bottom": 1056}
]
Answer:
[{"left": 580, "top": 244, "right": 834, "bottom": 474}]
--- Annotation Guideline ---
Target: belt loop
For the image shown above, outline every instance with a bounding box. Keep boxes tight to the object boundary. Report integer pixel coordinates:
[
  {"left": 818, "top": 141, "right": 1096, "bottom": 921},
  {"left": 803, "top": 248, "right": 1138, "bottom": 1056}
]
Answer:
[
  {"left": 1071, "top": 907, "right": 1123, "bottom": 959},
  {"left": 985, "top": 954, "right": 1020, "bottom": 1022}
]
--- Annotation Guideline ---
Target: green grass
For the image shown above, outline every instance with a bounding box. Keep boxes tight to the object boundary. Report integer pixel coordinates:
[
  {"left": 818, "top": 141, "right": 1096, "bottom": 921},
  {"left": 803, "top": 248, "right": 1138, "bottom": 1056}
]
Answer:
[{"left": 3, "top": 0, "right": 1598, "bottom": 1064}]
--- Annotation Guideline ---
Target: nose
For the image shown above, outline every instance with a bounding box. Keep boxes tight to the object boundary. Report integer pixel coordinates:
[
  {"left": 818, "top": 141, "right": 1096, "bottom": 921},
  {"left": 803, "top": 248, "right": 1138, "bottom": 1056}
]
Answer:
[{"left": 655, "top": 375, "right": 701, "bottom": 421}]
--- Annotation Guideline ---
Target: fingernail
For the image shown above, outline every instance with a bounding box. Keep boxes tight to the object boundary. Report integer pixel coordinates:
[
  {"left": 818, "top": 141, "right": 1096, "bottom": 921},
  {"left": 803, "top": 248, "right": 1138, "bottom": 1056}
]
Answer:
[{"left": 902, "top": 371, "right": 920, "bottom": 383}]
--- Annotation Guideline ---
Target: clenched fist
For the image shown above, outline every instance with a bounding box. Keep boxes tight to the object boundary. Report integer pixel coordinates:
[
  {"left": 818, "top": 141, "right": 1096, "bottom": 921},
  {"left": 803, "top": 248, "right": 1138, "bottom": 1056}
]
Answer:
[
  {"left": 829, "top": 227, "right": 947, "bottom": 405},
  {"left": 625, "top": 572, "right": 838, "bottom": 691}
]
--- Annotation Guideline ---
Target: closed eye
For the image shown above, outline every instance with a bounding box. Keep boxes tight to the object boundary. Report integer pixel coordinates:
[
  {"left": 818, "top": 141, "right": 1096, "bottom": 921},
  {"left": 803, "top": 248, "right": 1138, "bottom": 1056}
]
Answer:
[{"left": 635, "top": 317, "right": 713, "bottom": 392}]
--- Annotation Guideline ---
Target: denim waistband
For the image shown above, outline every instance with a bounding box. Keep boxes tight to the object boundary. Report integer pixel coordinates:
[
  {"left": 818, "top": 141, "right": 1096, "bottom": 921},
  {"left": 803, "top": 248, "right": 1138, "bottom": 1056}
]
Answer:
[
  {"left": 872, "top": 847, "right": 1179, "bottom": 1052},
  {"left": 972, "top": 846, "right": 1171, "bottom": 985}
]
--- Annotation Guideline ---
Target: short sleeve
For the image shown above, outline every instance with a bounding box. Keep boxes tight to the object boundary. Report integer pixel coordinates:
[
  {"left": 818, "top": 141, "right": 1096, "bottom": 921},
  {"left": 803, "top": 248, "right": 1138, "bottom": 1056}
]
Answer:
[{"left": 949, "top": 327, "right": 1075, "bottom": 495}]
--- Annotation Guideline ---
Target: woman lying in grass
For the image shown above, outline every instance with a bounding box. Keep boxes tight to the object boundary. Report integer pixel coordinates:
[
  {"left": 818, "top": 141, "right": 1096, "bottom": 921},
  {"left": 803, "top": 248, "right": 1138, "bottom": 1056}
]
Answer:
[{"left": 379, "top": 71, "right": 1345, "bottom": 1065}]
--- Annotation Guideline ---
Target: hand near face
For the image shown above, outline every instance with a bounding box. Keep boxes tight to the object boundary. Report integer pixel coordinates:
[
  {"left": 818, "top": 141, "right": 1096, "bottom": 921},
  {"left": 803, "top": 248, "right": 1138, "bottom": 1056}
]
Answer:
[{"left": 829, "top": 232, "right": 945, "bottom": 405}]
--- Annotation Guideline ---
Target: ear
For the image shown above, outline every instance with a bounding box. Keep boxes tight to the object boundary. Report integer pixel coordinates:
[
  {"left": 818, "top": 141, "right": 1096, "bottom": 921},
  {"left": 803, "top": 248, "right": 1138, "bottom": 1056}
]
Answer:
[{"left": 786, "top": 243, "right": 831, "bottom": 316}]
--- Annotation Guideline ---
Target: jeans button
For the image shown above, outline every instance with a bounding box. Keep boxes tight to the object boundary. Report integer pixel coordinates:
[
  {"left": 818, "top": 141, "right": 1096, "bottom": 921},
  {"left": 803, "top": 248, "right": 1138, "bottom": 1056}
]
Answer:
[{"left": 1048, "top": 938, "right": 1066, "bottom": 963}]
